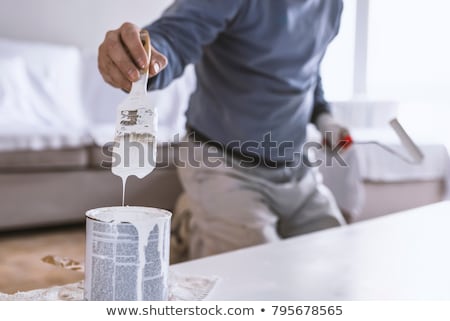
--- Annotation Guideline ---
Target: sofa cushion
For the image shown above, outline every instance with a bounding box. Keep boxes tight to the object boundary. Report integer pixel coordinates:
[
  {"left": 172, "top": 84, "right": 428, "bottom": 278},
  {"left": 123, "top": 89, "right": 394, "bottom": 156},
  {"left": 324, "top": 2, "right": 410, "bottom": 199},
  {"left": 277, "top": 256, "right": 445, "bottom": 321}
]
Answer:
[
  {"left": 88, "top": 144, "right": 175, "bottom": 169},
  {"left": 0, "top": 148, "right": 88, "bottom": 172}
]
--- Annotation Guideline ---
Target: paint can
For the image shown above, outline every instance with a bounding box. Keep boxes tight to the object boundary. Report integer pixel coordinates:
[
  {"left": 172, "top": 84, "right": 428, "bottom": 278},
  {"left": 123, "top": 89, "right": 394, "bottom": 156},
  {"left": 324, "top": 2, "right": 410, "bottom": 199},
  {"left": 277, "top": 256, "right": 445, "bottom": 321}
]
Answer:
[{"left": 84, "top": 206, "right": 171, "bottom": 301}]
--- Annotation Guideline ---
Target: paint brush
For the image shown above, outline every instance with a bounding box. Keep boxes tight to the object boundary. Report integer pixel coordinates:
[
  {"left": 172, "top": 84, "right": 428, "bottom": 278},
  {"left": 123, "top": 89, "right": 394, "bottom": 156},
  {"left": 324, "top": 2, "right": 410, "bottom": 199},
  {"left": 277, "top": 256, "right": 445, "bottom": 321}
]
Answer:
[
  {"left": 112, "top": 30, "right": 157, "bottom": 180},
  {"left": 111, "top": 30, "right": 157, "bottom": 206}
]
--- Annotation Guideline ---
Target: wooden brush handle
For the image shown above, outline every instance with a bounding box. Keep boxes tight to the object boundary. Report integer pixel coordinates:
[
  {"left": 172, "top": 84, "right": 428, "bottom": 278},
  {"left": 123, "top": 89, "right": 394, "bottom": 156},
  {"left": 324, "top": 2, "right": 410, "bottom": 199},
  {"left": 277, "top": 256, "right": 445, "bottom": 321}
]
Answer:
[{"left": 139, "top": 29, "right": 151, "bottom": 72}]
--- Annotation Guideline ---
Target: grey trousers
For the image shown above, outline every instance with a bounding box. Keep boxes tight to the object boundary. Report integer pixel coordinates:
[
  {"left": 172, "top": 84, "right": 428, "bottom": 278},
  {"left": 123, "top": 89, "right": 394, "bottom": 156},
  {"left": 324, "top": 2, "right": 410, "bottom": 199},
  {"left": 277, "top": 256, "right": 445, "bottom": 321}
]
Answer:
[{"left": 176, "top": 140, "right": 345, "bottom": 259}]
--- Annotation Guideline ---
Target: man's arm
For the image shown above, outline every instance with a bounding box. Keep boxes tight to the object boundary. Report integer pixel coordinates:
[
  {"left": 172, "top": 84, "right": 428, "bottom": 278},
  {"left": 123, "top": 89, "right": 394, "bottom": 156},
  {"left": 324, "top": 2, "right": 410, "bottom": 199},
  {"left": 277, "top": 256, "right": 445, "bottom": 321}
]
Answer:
[
  {"left": 310, "top": 75, "right": 331, "bottom": 125},
  {"left": 145, "top": 0, "right": 243, "bottom": 90},
  {"left": 98, "top": 0, "right": 243, "bottom": 92},
  {"left": 312, "top": 75, "right": 351, "bottom": 149}
]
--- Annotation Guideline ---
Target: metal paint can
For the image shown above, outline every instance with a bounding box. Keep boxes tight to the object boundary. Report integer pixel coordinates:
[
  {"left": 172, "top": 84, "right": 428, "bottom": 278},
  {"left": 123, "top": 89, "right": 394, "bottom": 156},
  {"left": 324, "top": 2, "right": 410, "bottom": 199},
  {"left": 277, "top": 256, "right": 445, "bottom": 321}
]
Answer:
[{"left": 84, "top": 206, "right": 171, "bottom": 301}]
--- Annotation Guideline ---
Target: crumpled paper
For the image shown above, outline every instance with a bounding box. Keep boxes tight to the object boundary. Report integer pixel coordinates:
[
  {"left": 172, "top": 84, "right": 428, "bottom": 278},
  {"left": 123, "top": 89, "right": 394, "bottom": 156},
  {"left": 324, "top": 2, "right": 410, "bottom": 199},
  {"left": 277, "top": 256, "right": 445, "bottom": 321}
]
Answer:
[
  {"left": 168, "top": 272, "right": 219, "bottom": 301},
  {"left": 0, "top": 271, "right": 219, "bottom": 301},
  {"left": 0, "top": 282, "right": 84, "bottom": 301}
]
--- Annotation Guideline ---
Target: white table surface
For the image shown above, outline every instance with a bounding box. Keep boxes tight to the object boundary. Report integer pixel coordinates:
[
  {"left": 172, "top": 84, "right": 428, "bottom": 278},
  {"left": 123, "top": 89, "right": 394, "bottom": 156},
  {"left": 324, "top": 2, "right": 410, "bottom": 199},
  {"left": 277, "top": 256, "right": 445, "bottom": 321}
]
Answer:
[{"left": 171, "top": 201, "right": 450, "bottom": 300}]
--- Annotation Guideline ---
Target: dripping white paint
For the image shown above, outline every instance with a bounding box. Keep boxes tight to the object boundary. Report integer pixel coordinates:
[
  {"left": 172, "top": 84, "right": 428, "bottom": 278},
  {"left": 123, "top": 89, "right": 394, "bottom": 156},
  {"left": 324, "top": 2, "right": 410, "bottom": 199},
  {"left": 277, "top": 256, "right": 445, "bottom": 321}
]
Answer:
[{"left": 111, "top": 133, "right": 157, "bottom": 206}]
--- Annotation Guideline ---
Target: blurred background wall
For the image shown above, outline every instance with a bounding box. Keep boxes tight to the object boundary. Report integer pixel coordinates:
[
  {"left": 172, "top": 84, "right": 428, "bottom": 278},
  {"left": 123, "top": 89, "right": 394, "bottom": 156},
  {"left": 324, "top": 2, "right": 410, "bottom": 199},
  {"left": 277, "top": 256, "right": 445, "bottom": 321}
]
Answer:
[{"left": 0, "top": 0, "right": 173, "bottom": 51}]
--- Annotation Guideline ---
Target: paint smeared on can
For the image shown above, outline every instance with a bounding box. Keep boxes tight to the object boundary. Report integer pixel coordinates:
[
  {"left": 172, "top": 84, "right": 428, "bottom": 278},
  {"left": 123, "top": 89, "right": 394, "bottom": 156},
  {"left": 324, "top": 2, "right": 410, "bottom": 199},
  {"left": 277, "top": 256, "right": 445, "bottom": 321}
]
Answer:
[{"left": 84, "top": 206, "right": 171, "bottom": 301}]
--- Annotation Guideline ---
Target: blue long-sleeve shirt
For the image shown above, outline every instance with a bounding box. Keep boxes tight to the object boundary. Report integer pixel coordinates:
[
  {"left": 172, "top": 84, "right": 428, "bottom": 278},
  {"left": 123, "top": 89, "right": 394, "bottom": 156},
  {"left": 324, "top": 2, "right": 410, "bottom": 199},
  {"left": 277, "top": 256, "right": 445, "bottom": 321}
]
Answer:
[{"left": 145, "top": 0, "right": 343, "bottom": 161}]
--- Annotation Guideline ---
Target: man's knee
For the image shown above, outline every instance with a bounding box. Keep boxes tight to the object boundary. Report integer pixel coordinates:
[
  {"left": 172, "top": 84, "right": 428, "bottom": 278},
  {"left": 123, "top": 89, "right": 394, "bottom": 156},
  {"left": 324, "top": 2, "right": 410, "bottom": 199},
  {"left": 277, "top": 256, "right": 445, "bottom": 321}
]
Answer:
[{"left": 189, "top": 215, "right": 280, "bottom": 259}]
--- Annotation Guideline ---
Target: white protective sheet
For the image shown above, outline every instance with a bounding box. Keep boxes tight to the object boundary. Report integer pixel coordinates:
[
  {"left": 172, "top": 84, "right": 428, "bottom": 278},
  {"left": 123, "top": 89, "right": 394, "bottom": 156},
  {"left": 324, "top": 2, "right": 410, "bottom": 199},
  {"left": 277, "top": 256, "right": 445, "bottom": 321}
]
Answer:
[
  {"left": 0, "top": 38, "right": 195, "bottom": 151},
  {"left": 0, "top": 38, "right": 86, "bottom": 128},
  {"left": 0, "top": 39, "right": 90, "bottom": 151}
]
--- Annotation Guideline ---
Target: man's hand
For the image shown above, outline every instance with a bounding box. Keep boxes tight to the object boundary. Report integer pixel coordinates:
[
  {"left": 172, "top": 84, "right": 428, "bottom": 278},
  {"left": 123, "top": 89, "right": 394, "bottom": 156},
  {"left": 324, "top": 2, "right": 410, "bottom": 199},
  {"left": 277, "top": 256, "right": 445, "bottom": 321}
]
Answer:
[
  {"left": 98, "top": 22, "right": 168, "bottom": 92},
  {"left": 316, "top": 113, "right": 352, "bottom": 150}
]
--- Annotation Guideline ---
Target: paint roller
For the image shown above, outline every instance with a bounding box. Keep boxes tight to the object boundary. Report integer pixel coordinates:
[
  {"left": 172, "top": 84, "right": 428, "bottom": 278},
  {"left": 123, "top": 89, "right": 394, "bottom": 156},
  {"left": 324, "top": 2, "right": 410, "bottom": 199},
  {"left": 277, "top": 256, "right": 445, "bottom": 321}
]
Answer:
[{"left": 340, "top": 118, "right": 424, "bottom": 164}]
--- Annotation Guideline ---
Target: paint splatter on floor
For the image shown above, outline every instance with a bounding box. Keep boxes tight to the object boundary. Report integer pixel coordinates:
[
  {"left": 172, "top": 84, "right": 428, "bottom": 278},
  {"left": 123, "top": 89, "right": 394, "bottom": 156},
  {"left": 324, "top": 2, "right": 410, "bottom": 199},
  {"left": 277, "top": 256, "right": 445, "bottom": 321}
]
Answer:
[{"left": 0, "top": 225, "right": 85, "bottom": 294}]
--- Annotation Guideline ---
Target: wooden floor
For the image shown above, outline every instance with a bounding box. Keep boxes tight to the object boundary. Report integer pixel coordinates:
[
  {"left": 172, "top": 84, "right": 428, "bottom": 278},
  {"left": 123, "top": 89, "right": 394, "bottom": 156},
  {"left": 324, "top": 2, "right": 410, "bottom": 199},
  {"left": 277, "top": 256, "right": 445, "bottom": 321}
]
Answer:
[{"left": 0, "top": 225, "right": 85, "bottom": 294}]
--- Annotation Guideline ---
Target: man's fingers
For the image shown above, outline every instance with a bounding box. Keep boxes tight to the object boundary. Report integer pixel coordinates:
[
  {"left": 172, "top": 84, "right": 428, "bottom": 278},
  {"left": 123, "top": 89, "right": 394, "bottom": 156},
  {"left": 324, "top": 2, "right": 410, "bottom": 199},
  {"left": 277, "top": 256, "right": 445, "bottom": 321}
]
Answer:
[
  {"left": 98, "top": 22, "right": 168, "bottom": 91},
  {"left": 149, "top": 46, "right": 168, "bottom": 77},
  {"left": 108, "top": 61, "right": 132, "bottom": 92},
  {"left": 99, "top": 55, "right": 132, "bottom": 92},
  {"left": 120, "top": 22, "right": 149, "bottom": 70},
  {"left": 99, "top": 27, "right": 140, "bottom": 83},
  {"left": 105, "top": 36, "right": 140, "bottom": 82}
]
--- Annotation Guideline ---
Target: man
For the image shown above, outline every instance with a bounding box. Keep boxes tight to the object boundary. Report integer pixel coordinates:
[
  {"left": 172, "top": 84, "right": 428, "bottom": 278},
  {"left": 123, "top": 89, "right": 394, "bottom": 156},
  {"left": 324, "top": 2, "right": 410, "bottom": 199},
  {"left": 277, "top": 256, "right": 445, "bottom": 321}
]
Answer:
[{"left": 98, "top": 0, "right": 349, "bottom": 259}]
